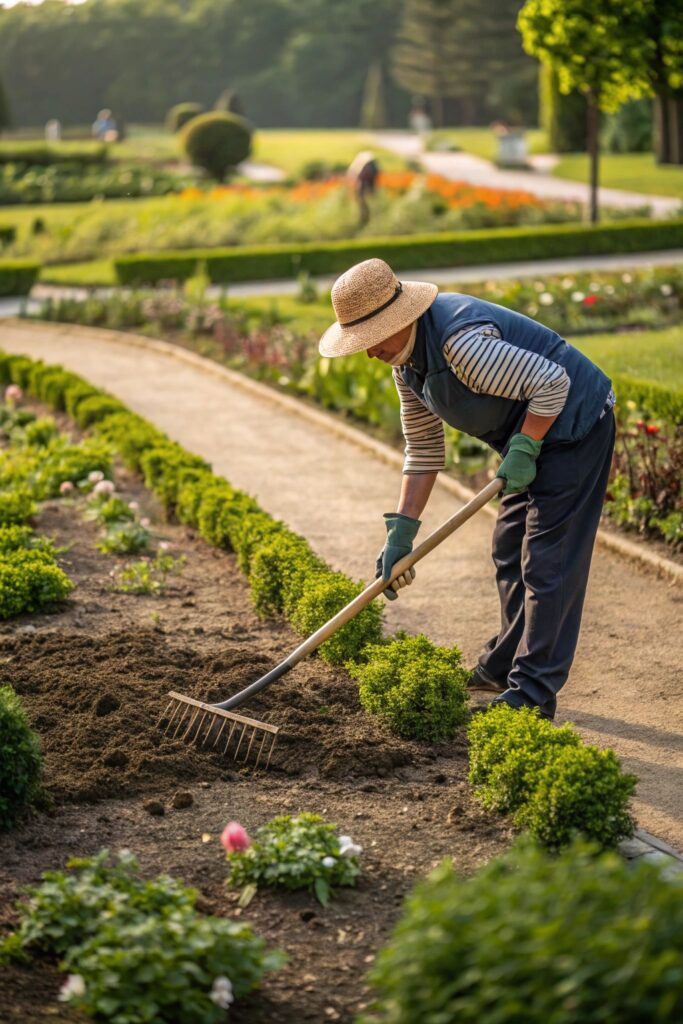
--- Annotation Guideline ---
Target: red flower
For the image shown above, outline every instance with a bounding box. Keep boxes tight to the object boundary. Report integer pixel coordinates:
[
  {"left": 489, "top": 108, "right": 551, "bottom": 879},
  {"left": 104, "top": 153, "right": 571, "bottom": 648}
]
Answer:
[
  {"left": 635, "top": 420, "right": 645, "bottom": 429},
  {"left": 646, "top": 425, "right": 661, "bottom": 435},
  {"left": 582, "top": 295, "right": 598, "bottom": 306}
]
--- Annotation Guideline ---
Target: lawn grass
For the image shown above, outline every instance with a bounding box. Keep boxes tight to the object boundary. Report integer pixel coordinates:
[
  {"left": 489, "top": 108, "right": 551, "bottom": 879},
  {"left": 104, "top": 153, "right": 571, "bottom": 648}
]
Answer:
[
  {"left": 553, "top": 153, "right": 683, "bottom": 200},
  {"left": 426, "top": 127, "right": 549, "bottom": 162},
  {"left": 40, "top": 260, "right": 117, "bottom": 287},
  {"left": 253, "top": 129, "right": 409, "bottom": 176},
  {"left": 573, "top": 325, "right": 683, "bottom": 390}
]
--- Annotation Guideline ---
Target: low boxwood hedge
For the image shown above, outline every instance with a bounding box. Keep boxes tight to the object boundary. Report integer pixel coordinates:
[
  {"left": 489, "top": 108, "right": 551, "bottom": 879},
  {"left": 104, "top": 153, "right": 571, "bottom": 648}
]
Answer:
[
  {"left": 114, "top": 219, "right": 683, "bottom": 286},
  {"left": 0, "top": 226, "right": 16, "bottom": 246},
  {"left": 0, "top": 685, "right": 42, "bottom": 828},
  {"left": 0, "top": 142, "right": 108, "bottom": 167},
  {"left": 0, "top": 260, "right": 40, "bottom": 297}
]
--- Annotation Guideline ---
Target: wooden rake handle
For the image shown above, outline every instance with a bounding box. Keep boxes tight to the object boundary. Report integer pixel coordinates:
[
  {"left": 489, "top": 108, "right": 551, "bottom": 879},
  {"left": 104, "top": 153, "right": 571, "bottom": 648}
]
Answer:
[{"left": 287, "top": 477, "right": 504, "bottom": 666}]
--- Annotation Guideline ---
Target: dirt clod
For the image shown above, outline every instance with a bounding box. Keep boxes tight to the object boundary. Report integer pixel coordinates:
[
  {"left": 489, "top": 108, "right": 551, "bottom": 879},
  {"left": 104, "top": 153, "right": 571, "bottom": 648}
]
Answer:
[
  {"left": 172, "top": 791, "right": 193, "bottom": 809},
  {"left": 143, "top": 800, "right": 165, "bottom": 817}
]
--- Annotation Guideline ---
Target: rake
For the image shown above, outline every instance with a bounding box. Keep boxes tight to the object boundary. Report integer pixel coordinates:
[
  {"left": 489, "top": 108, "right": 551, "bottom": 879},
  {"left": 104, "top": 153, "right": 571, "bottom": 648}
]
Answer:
[{"left": 160, "top": 478, "right": 503, "bottom": 768}]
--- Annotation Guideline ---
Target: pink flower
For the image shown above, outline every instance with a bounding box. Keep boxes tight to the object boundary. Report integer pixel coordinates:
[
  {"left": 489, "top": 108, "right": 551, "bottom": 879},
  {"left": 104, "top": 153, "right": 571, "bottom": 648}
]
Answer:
[
  {"left": 59, "top": 481, "right": 74, "bottom": 495},
  {"left": 4, "top": 384, "right": 22, "bottom": 403},
  {"left": 140, "top": 516, "right": 151, "bottom": 528},
  {"left": 128, "top": 501, "right": 140, "bottom": 511},
  {"left": 220, "top": 821, "right": 251, "bottom": 853},
  {"left": 88, "top": 470, "right": 104, "bottom": 483},
  {"left": 93, "top": 479, "right": 115, "bottom": 496}
]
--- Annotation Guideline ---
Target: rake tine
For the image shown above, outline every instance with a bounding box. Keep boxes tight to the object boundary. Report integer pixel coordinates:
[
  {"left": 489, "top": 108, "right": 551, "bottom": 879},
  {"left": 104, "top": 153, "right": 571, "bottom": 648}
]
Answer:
[
  {"left": 172, "top": 703, "right": 192, "bottom": 739},
  {"left": 265, "top": 733, "right": 277, "bottom": 770},
  {"left": 222, "top": 719, "right": 238, "bottom": 756},
  {"left": 212, "top": 716, "right": 228, "bottom": 750},
  {"left": 191, "top": 710, "right": 209, "bottom": 747},
  {"left": 180, "top": 706, "right": 201, "bottom": 743},
  {"left": 254, "top": 729, "right": 269, "bottom": 770},
  {"left": 233, "top": 723, "right": 248, "bottom": 761},
  {"left": 242, "top": 726, "right": 258, "bottom": 764},
  {"left": 157, "top": 699, "right": 175, "bottom": 732}
]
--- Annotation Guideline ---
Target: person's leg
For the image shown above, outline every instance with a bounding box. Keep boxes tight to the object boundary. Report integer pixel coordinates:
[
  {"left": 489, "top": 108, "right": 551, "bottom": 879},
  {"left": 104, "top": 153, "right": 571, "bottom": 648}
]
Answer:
[
  {"left": 493, "top": 413, "right": 616, "bottom": 718},
  {"left": 475, "top": 489, "right": 528, "bottom": 687}
]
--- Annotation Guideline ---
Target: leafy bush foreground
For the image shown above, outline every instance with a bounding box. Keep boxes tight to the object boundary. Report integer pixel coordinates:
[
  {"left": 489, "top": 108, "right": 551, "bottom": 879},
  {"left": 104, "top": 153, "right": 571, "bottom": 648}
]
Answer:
[{"left": 0, "top": 685, "right": 42, "bottom": 828}]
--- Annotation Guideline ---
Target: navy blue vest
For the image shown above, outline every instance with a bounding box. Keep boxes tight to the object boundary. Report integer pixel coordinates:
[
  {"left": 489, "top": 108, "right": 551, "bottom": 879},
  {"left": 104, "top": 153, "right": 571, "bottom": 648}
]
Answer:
[{"left": 400, "top": 294, "right": 612, "bottom": 454}]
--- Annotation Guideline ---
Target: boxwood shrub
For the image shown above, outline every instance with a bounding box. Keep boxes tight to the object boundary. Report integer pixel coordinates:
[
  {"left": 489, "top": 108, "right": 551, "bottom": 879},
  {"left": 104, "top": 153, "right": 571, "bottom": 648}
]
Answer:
[
  {"left": 291, "top": 570, "right": 383, "bottom": 666},
  {"left": 0, "top": 685, "right": 42, "bottom": 828},
  {"left": 0, "top": 487, "right": 36, "bottom": 525},
  {"left": 114, "top": 219, "right": 683, "bottom": 286},
  {"left": 0, "top": 260, "right": 40, "bottom": 297},
  {"left": 348, "top": 634, "right": 469, "bottom": 741},
  {"left": 363, "top": 836, "right": 683, "bottom": 1024},
  {"left": 0, "top": 549, "right": 74, "bottom": 618},
  {"left": 249, "top": 531, "right": 326, "bottom": 616}
]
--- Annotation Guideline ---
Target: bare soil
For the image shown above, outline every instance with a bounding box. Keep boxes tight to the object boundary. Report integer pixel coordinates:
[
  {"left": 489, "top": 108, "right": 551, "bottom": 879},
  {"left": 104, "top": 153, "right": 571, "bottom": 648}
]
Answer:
[{"left": 0, "top": 414, "right": 512, "bottom": 1024}]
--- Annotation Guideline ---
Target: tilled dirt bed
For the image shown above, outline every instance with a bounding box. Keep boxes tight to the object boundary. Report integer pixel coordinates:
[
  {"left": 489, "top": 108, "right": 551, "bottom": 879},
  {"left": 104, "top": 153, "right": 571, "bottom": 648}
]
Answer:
[{"left": 0, "top": 424, "right": 512, "bottom": 1024}]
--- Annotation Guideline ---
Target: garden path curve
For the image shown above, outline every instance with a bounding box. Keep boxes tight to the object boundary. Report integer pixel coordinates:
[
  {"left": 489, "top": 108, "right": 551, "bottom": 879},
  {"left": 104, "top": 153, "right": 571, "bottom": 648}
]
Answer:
[{"left": 2, "top": 320, "right": 681, "bottom": 849}]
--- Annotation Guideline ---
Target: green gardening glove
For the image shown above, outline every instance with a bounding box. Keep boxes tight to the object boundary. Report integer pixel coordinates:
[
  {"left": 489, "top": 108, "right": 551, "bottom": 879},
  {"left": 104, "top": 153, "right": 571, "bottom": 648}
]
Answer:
[
  {"left": 496, "top": 433, "right": 543, "bottom": 495},
  {"left": 375, "top": 513, "right": 421, "bottom": 601}
]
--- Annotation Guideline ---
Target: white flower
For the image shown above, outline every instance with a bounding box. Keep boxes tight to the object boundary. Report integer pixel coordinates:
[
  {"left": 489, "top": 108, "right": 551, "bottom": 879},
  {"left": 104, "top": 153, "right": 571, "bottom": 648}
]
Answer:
[
  {"left": 538, "top": 292, "right": 554, "bottom": 306},
  {"left": 158, "top": 541, "right": 170, "bottom": 551},
  {"left": 140, "top": 517, "right": 151, "bottom": 528},
  {"left": 622, "top": 272, "right": 632, "bottom": 284},
  {"left": 321, "top": 856, "right": 337, "bottom": 868},
  {"left": 93, "top": 479, "right": 115, "bottom": 496},
  {"left": 526, "top": 303, "right": 538, "bottom": 316},
  {"left": 533, "top": 280, "right": 545, "bottom": 292},
  {"left": 589, "top": 282, "right": 601, "bottom": 292},
  {"left": 209, "top": 976, "right": 234, "bottom": 1009},
  {"left": 58, "top": 975, "right": 86, "bottom": 1001},
  {"left": 604, "top": 285, "right": 615, "bottom": 295},
  {"left": 660, "top": 283, "right": 673, "bottom": 296},
  {"left": 571, "top": 291, "right": 585, "bottom": 303},
  {"left": 128, "top": 501, "right": 140, "bottom": 511},
  {"left": 339, "top": 836, "right": 363, "bottom": 859},
  {"left": 561, "top": 277, "right": 574, "bottom": 289},
  {"left": 88, "top": 470, "right": 104, "bottom": 483}
]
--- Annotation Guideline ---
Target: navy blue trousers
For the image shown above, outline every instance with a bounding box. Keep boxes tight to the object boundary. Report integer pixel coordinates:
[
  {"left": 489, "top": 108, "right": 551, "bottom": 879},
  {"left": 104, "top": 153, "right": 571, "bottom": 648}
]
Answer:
[{"left": 479, "top": 411, "right": 616, "bottom": 718}]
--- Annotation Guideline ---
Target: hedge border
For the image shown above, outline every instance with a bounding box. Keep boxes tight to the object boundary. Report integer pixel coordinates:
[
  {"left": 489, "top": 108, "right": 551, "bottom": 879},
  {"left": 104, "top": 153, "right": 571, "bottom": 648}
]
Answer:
[
  {"left": 0, "top": 261, "right": 41, "bottom": 297},
  {"left": 113, "top": 219, "right": 683, "bottom": 285},
  {"left": 0, "top": 349, "right": 639, "bottom": 848}
]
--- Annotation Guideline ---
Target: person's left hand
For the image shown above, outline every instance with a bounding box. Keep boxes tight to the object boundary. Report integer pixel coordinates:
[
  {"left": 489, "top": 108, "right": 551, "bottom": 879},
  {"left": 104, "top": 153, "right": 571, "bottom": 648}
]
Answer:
[{"left": 496, "top": 433, "right": 543, "bottom": 495}]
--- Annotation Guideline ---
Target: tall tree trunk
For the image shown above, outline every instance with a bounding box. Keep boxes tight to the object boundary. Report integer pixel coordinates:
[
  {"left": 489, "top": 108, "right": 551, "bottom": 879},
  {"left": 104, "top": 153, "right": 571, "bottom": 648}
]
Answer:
[
  {"left": 432, "top": 92, "right": 444, "bottom": 128},
  {"left": 586, "top": 95, "right": 600, "bottom": 224},
  {"left": 670, "top": 95, "right": 683, "bottom": 165},
  {"left": 655, "top": 93, "right": 672, "bottom": 164}
]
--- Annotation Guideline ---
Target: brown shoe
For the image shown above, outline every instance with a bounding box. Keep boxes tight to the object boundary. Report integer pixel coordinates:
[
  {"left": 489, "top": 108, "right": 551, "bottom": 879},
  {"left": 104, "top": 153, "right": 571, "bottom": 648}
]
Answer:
[{"left": 466, "top": 666, "right": 506, "bottom": 693}]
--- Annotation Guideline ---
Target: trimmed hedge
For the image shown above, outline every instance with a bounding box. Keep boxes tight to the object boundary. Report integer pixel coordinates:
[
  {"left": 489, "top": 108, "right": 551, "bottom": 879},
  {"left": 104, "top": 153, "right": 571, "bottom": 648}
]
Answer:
[
  {"left": 114, "top": 219, "right": 683, "bottom": 286},
  {"left": 0, "top": 142, "right": 108, "bottom": 166},
  {"left": 0, "top": 226, "right": 16, "bottom": 246},
  {"left": 612, "top": 372, "right": 683, "bottom": 425},
  {"left": 0, "top": 260, "right": 40, "bottom": 297},
  {"left": 364, "top": 837, "right": 683, "bottom": 1024}
]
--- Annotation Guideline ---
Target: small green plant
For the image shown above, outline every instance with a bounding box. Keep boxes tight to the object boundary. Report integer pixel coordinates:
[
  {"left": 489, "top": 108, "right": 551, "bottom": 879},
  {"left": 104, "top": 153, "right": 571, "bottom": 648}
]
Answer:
[
  {"left": 0, "top": 524, "right": 56, "bottom": 555},
  {"left": 291, "top": 572, "right": 383, "bottom": 665},
  {"left": 348, "top": 635, "right": 469, "bottom": 741},
  {"left": 98, "top": 520, "right": 151, "bottom": 555},
  {"left": 362, "top": 836, "right": 683, "bottom": 1024},
  {"left": 0, "top": 487, "right": 35, "bottom": 525},
  {"left": 85, "top": 494, "right": 135, "bottom": 526},
  {"left": 0, "top": 686, "right": 42, "bottom": 828},
  {"left": 225, "top": 813, "right": 361, "bottom": 907},
  {"left": 115, "top": 552, "right": 186, "bottom": 595},
  {"left": 3, "top": 849, "right": 283, "bottom": 1022}
]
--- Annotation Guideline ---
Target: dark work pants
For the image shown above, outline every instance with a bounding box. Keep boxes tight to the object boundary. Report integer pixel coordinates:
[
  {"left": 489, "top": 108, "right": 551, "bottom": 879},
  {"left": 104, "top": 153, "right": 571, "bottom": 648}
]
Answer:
[{"left": 479, "top": 411, "right": 616, "bottom": 718}]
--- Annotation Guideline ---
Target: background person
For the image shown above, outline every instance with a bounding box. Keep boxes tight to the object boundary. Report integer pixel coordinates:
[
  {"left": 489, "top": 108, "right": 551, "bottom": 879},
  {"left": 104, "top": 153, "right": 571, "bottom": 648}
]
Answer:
[
  {"left": 319, "top": 258, "right": 616, "bottom": 722},
  {"left": 346, "top": 150, "right": 379, "bottom": 227}
]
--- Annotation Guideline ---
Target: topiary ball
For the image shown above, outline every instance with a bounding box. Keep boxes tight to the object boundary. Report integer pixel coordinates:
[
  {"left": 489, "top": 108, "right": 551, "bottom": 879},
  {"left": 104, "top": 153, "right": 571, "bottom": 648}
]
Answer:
[
  {"left": 181, "top": 112, "right": 252, "bottom": 182},
  {"left": 166, "top": 102, "right": 204, "bottom": 133}
]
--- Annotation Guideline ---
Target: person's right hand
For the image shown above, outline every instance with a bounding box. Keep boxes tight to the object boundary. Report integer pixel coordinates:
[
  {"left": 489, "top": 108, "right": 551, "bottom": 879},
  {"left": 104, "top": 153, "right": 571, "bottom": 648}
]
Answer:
[{"left": 375, "top": 512, "right": 421, "bottom": 601}]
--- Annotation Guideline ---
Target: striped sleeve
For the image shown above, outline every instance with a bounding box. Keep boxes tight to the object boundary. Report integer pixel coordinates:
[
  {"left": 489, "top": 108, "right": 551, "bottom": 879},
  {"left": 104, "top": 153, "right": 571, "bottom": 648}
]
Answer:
[
  {"left": 444, "top": 323, "right": 570, "bottom": 417},
  {"left": 393, "top": 366, "right": 445, "bottom": 475}
]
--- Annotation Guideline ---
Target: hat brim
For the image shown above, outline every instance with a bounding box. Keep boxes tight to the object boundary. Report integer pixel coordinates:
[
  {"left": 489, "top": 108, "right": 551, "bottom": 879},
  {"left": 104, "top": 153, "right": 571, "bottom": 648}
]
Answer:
[{"left": 319, "top": 280, "right": 439, "bottom": 358}]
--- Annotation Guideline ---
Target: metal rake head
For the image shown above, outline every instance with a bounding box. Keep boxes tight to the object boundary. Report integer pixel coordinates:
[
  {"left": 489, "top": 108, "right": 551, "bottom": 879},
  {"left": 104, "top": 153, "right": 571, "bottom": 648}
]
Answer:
[{"left": 159, "top": 692, "right": 279, "bottom": 770}]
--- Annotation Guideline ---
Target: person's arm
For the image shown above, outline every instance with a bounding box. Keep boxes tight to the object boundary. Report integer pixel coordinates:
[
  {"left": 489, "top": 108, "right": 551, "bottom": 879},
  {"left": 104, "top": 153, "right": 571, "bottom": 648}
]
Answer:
[{"left": 397, "top": 469, "right": 438, "bottom": 519}]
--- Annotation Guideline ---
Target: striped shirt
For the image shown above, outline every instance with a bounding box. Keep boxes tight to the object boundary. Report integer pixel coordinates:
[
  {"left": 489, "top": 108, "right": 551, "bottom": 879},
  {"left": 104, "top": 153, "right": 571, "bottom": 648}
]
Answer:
[{"left": 394, "top": 323, "right": 571, "bottom": 474}]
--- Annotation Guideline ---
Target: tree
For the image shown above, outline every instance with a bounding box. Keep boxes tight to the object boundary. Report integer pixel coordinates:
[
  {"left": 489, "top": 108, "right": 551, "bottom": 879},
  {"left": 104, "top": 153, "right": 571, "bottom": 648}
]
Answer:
[
  {"left": 181, "top": 111, "right": 252, "bottom": 181},
  {"left": 539, "top": 64, "right": 587, "bottom": 153},
  {"left": 359, "top": 60, "right": 387, "bottom": 129},
  {"left": 639, "top": 1, "right": 683, "bottom": 164},
  {"left": 518, "top": 0, "right": 648, "bottom": 222},
  {"left": 392, "top": 0, "right": 468, "bottom": 127},
  {"left": 0, "top": 71, "right": 10, "bottom": 134}
]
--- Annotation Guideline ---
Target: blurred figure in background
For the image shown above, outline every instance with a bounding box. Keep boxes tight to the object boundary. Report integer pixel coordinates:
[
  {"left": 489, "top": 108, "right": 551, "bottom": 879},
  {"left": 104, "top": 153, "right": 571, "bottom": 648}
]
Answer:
[
  {"left": 347, "top": 150, "right": 379, "bottom": 227},
  {"left": 91, "top": 108, "right": 118, "bottom": 142}
]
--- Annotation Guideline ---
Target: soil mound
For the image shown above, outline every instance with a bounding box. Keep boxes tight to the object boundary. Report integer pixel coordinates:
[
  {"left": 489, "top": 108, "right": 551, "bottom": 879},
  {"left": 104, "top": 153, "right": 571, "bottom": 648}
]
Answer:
[{"left": 2, "top": 629, "right": 456, "bottom": 802}]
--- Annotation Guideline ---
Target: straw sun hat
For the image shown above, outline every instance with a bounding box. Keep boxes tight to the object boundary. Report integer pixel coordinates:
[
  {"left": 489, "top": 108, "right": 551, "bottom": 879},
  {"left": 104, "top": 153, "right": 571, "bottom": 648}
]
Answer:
[{"left": 319, "top": 258, "right": 438, "bottom": 358}]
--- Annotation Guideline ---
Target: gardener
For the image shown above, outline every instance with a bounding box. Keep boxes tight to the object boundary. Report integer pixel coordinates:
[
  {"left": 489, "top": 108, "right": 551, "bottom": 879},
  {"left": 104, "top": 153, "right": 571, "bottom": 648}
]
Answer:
[{"left": 319, "top": 259, "right": 615, "bottom": 720}]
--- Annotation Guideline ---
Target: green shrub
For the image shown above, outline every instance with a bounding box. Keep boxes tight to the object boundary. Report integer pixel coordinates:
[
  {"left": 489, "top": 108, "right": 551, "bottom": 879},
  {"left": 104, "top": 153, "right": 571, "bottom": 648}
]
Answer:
[
  {"left": 194, "top": 478, "right": 256, "bottom": 549},
  {"left": 181, "top": 111, "right": 252, "bottom": 182},
  {"left": 5, "top": 849, "right": 283, "bottom": 1022},
  {"left": 0, "top": 686, "right": 42, "bottom": 828},
  {"left": 114, "top": 219, "right": 683, "bottom": 286},
  {"left": 226, "top": 813, "right": 361, "bottom": 907},
  {"left": 64, "top": 380, "right": 101, "bottom": 420},
  {"left": 363, "top": 836, "right": 683, "bottom": 1024},
  {"left": 0, "top": 525, "right": 55, "bottom": 556},
  {"left": 85, "top": 494, "right": 135, "bottom": 525},
  {"left": 94, "top": 411, "right": 166, "bottom": 471},
  {"left": 0, "top": 260, "right": 40, "bottom": 297},
  {"left": 73, "top": 394, "right": 127, "bottom": 429},
  {"left": 5, "top": 354, "right": 36, "bottom": 389},
  {"left": 0, "top": 141, "right": 107, "bottom": 166},
  {"left": 29, "top": 365, "right": 72, "bottom": 410},
  {"left": 31, "top": 438, "right": 112, "bottom": 499},
  {"left": 175, "top": 469, "right": 215, "bottom": 526},
  {"left": 291, "top": 571, "right": 383, "bottom": 666},
  {"left": 519, "top": 744, "right": 636, "bottom": 849},
  {"left": 249, "top": 531, "right": 325, "bottom": 616},
  {"left": 139, "top": 444, "right": 211, "bottom": 509},
  {"left": 0, "top": 224, "right": 16, "bottom": 245},
  {"left": 22, "top": 416, "right": 58, "bottom": 447},
  {"left": 0, "top": 549, "right": 73, "bottom": 618},
  {"left": 166, "top": 102, "right": 204, "bottom": 133},
  {"left": 0, "top": 487, "right": 35, "bottom": 525},
  {"left": 230, "top": 509, "right": 283, "bottom": 575},
  {"left": 612, "top": 373, "right": 683, "bottom": 425},
  {"left": 348, "top": 635, "right": 469, "bottom": 741}
]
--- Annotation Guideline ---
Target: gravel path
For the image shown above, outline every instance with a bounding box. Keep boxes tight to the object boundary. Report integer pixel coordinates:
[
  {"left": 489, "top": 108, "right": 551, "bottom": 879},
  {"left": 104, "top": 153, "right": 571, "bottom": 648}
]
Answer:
[
  {"left": 2, "top": 320, "right": 681, "bottom": 847},
  {"left": 373, "top": 131, "right": 682, "bottom": 217}
]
